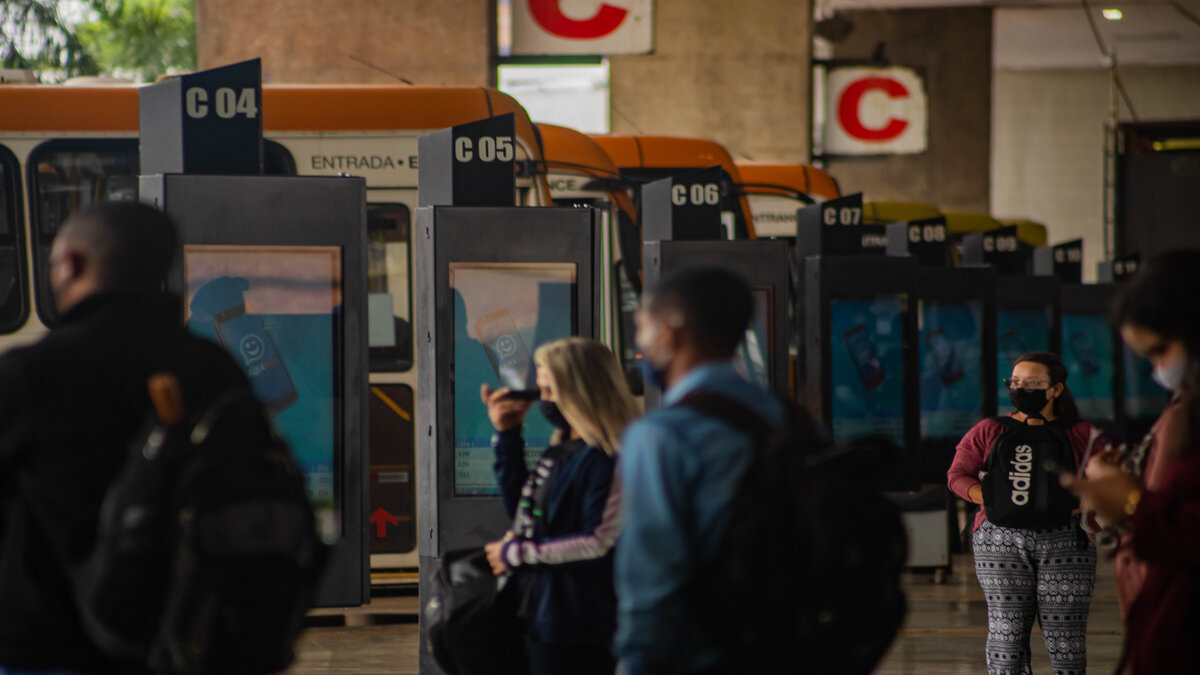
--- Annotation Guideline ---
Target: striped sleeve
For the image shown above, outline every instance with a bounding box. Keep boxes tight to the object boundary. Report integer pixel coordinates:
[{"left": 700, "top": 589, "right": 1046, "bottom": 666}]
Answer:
[{"left": 502, "top": 471, "right": 622, "bottom": 568}]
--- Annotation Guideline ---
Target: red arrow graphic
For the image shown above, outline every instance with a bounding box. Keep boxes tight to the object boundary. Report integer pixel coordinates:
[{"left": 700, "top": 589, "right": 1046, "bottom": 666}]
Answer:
[{"left": 370, "top": 508, "right": 400, "bottom": 539}]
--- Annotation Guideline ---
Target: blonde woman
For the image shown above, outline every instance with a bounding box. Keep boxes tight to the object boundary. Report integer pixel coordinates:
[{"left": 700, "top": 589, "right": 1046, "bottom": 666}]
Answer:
[{"left": 480, "top": 337, "right": 638, "bottom": 675}]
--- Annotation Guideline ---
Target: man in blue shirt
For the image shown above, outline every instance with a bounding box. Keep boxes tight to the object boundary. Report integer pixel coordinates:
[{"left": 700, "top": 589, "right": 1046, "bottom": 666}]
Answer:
[{"left": 615, "top": 267, "right": 784, "bottom": 675}]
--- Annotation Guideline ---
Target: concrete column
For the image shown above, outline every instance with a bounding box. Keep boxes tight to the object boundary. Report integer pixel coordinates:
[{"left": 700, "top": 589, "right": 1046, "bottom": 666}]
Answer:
[
  {"left": 609, "top": 0, "right": 813, "bottom": 163},
  {"left": 823, "top": 7, "right": 993, "bottom": 213},
  {"left": 195, "top": 0, "right": 493, "bottom": 85}
]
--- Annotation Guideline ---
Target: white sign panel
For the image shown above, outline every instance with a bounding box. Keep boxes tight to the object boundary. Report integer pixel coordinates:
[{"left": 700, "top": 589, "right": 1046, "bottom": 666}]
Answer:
[
  {"left": 824, "top": 67, "right": 927, "bottom": 155},
  {"left": 512, "top": 0, "right": 653, "bottom": 55},
  {"left": 748, "top": 194, "right": 818, "bottom": 238}
]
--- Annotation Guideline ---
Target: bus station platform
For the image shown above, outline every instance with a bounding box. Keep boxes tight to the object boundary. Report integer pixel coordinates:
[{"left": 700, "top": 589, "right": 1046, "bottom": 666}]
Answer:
[{"left": 286, "top": 554, "right": 1125, "bottom": 674}]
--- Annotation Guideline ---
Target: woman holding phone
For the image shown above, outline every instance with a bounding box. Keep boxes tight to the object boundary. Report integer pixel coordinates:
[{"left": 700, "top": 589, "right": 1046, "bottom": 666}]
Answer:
[
  {"left": 480, "top": 337, "right": 638, "bottom": 675},
  {"left": 948, "top": 352, "right": 1107, "bottom": 674},
  {"left": 1064, "top": 250, "right": 1200, "bottom": 674}
]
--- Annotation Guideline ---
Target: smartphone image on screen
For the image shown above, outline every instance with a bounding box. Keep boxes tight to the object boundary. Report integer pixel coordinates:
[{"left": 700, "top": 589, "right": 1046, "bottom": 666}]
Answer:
[
  {"left": 926, "top": 328, "right": 965, "bottom": 385},
  {"left": 1069, "top": 331, "right": 1101, "bottom": 377},
  {"left": 212, "top": 304, "right": 299, "bottom": 415},
  {"left": 475, "top": 309, "right": 534, "bottom": 391},
  {"left": 1000, "top": 330, "right": 1026, "bottom": 367},
  {"left": 843, "top": 324, "right": 886, "bottom": 390}
]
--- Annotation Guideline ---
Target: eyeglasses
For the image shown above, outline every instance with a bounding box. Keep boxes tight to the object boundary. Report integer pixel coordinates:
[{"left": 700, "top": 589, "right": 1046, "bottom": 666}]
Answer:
[{"left": 1004, "top": 378, "right": 1050, "bottom": 391}]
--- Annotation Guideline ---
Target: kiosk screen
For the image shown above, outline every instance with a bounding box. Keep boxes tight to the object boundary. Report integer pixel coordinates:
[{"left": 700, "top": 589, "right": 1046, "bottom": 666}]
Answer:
[
  {"left": 1062, "top": 313, "right": 1115, "bottom": 422},
  {"left": 919, "top": 301, "right": 984, "bottom": 440},
  {"left": 1124, "top": 345, "right": 1169, "bottom": 420},
  {"left": 733, "top": 287, "right": 772, "bottom": 388},
  {"left": 830, "top": 297, "right": 906, "bottom": 447},
  {"left": 996, "top": 308, "right": 1051, "bottom": 401},
  {"left": 450, "top": 263, "right": 577, "bottom": 497},
  {"left": 184, "top": 245, "right": 342, "bottom": 511}
]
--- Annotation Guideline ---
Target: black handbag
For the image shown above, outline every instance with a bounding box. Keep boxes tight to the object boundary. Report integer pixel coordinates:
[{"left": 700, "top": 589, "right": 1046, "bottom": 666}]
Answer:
[{"left": 424, "top": 548, "right": 527, "bottom": 675}]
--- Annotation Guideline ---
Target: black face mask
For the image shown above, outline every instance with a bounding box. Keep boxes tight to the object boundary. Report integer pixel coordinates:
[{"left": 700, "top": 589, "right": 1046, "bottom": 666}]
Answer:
[
  {"left": 538, "top": 400, "right": 572, "bottom": 431},
  {"left": 1009, "top": 388, "right": 1051, "bottom": 418}
]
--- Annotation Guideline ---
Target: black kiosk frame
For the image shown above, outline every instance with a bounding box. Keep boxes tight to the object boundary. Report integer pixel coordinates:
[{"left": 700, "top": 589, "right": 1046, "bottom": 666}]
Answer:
[
  {"left": 143, "top": 173, "right": 370, "bottom": 607},
  {"left": 804, "top": 255, "right": 921, "bottom": 491},
  {"left": 415, "top": 204, "right": 600, "bottom": 564},
  {"left": 641, "top": 239, "right": 792, "bottom": 408}
]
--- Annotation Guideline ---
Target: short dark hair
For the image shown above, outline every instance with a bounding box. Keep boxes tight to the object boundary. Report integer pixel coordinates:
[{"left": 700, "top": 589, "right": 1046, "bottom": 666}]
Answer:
[
  {"left": 645, "top": 266, "right": 753, "bottom": 359},
  {"left": 66, "top": 201, "right": 179, "bottom": 292}
]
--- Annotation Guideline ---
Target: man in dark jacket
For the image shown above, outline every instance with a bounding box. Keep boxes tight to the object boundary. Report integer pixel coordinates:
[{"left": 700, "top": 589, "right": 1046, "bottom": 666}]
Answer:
[{"left": 0, "top": 202, "right": 249, "bottom": 673}]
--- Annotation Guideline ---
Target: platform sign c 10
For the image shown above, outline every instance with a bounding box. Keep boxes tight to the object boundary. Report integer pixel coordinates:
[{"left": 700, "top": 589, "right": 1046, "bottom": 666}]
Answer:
[
  {"left": 139, "top": 58, "right": 263, "bottom": 175},
  {"left": 1050, "top": 239, "right": 1083, "bottom": 283},
  {"left": 796, "top": 192, "right": 868, "bottom": 256},
  {"left": 419, "top": 114, "right": 517, "bottom": 207}
]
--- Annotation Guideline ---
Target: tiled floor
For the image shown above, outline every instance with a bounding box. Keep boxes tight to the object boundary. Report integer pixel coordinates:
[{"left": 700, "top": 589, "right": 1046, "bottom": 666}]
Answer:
[{"left": 288, "top": 555, "right": 1124, "bottom": 674}]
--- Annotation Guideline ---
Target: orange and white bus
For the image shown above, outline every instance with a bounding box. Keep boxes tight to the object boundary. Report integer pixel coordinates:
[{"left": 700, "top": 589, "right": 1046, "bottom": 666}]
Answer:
[
  {"left": 736, "top": 163, "right": 841, "bottom": 239},
  {"left": 590, "top": 134, "right": 757, "bottom": 240},
  {"left": 0, "top": 83, "right": 552, "bottom": 580}
]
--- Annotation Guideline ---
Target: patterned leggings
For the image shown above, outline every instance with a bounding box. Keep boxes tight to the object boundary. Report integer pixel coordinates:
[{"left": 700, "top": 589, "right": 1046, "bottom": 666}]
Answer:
[{"left": 973, "top": 520, "right": 1097, "bottom": 675}]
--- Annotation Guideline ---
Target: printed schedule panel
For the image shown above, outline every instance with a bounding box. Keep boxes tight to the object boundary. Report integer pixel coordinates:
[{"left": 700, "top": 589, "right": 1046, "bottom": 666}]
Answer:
[
  {"left": 185, "top": 245, "right": 341, "bottom": 511},
  {"left": 449, "top": 263, "right": 576, "bottom": 496}
]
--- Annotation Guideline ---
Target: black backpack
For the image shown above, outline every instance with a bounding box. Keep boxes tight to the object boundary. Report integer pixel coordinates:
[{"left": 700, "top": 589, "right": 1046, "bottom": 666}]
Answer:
[
  {"left": 676, "top": 392, "right": 908, "bottom": 675},
  {"left": 77, "top": 388, "right": 327, "bottom": 675},
  {"left": 979, "top": 417, "right": 1077, "bottom": 530}
]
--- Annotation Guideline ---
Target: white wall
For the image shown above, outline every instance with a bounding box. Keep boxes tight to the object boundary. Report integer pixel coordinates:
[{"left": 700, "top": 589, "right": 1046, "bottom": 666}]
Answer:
[{"left": 991, "top": 66, "right": 1200, "bottom": 281}]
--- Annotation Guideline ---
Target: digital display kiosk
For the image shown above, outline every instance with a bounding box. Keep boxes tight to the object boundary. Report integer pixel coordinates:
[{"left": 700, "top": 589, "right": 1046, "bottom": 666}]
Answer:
[
  {"left": 915, "top": 266, "right": 997, "bottom": 481},
  {"left": 804, "top": 255, "right": 919, "bottom": 490},
  {"left": 143, "top": 173, "right": 369, "bottom": 607},
  {"left": 641, "top": 239, "right": 792, "bottom": 407},
  {"left": 415, "top": 204, "right": 600, "bottom": 557},
  {"left": 1060, "top": 283, "right": 1120, "bottom": 431}
]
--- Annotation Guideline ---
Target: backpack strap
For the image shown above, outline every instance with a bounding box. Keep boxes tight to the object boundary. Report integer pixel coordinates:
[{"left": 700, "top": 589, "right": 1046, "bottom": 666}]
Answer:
[{"left": 672, "top": 391, "right": 774, "bottom": 446}]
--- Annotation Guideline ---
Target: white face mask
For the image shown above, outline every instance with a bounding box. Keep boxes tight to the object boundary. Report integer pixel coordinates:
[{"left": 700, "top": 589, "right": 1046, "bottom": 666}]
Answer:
[{"left": 1152, "top": 358, "right": 1187, "bottom": 392}]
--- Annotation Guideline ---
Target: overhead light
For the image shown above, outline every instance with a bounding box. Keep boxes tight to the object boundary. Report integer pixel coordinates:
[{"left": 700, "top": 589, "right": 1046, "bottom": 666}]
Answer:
[{"left": 1102, "top": 8, "right": 1123, "bottom": 20}]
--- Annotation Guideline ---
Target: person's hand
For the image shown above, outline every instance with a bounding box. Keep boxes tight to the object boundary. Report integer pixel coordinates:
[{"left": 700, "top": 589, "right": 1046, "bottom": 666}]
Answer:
[
  {"left": 1061, "top": 471, "right": 1143, "bottom": 524},
  {"left": 967, "top": 483, "right": 983, "bottom": 505},
  {"left": 1086, "top": 448, "right": 1124, "bottom": 477},
  {"left": 484, "top": 531, "right": 514, "bottom": 576},
  {"left": 481, "top": 384, "right": 533, "bottom": 432}
]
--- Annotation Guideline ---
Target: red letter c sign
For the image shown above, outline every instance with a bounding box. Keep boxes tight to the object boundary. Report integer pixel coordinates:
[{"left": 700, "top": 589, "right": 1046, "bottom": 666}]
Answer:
[
  {"left": 837, "top": 77, "right": 910, "bottom": 142},
  {"left": 528, "top": 0, "right": 629, "bottom": 39}
]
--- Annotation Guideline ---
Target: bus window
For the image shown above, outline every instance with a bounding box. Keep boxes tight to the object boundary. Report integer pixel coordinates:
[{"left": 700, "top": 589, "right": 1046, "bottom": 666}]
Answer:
[
  {"left": 29, "top": 139, "right": 139, "bottom": 327},
  {"left": 367, "top": 203, "right": 413, "bottom": 371},
  {"left": 264, "top": 140, "right": 297, "bottom": 175},
  {"left": 0, "top": 145, "right": 28, "bottom": 333}
]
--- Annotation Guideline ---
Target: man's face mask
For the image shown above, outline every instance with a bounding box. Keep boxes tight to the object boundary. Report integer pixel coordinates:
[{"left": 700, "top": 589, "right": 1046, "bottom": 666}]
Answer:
[{"left": 635, "top": 310, "right": 676, "bottom": 390}]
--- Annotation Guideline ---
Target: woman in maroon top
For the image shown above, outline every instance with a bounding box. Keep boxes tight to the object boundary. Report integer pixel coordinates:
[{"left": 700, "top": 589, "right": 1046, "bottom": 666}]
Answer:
[
  {"left": 948, "top": 352, "right": 1106, "bottom": 675},
  {"left": 1064, "top": 250, "right": 1200, "bottom": 675}
]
